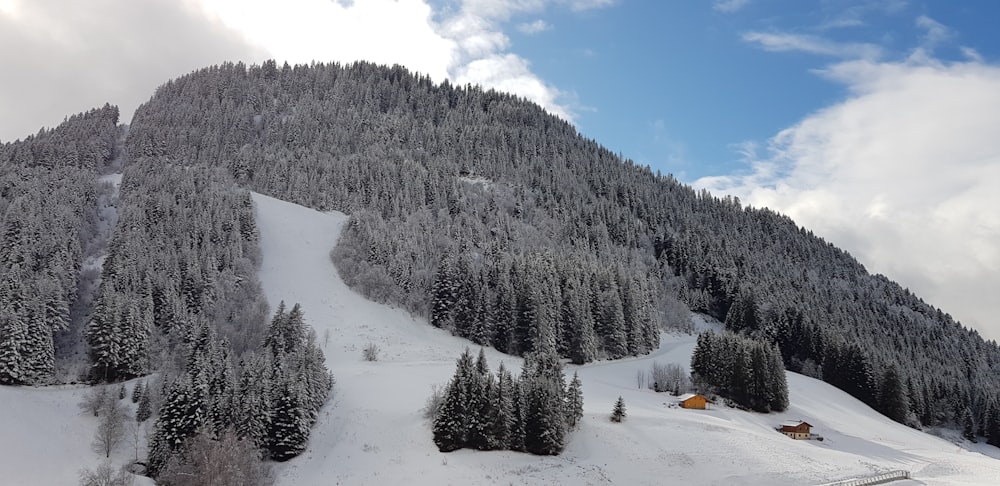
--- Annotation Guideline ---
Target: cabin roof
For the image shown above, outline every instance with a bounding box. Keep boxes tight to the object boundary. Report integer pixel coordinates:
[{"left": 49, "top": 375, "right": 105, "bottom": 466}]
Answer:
[
  {"left": 677, "top": 393, "right": 711, "bottom": 402},
  {"left": 780, "top": 420, "right": 812, "bottom": 428}
]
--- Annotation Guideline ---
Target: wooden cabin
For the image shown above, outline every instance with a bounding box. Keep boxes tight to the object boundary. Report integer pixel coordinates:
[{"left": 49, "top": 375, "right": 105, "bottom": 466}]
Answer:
[
  {"left": 779, "top": 421, "right": 812, "bottom": 439},
  {"left": 677, "top": 393, "right": 711, "bottom": 410}
]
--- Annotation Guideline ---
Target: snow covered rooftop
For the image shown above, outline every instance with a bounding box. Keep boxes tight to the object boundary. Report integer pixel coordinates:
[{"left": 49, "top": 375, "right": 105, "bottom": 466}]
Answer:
[{"left": 781, "top": 421, "right": 812, "bottom": 428}]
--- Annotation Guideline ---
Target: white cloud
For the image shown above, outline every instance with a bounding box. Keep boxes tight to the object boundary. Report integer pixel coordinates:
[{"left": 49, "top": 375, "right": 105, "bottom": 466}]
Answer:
[
  {"left": 961, "top": 46, "right": 984, "bottom": 63},
  {"left": 0, "top": 0, "right": 603, "bottom": 141},
  {"left": 696, "top": 58, "right": 1000, "bottom": 341},
  {"left": 0, "top": 0, "right": 18, "bottom": 16},
  {"left": 915, "top": 14, "right": 950, "bottom": 48},
  {"left": 195, "top": 0, "right": 455, "bottom": 81},
  {"left": 196, "top": 0, "right": 609, "bottom": 122},
  {"left": 742, "top": 31, "right": 882, "bottom": 60},
  {"left": 561, "top": 0, "right": 617, "bottom": 12},
  {"left": 0, "top": 0, "right": 266, "bottom": 142},
  {"left": 453, "top": 53, "right": 572, "bottom": 121},
  {"left": 518, "top": 19, "right": 550, "bottom": 34},
  {"left": 713, "top": 0, "right": 750, "bottom": 14}
]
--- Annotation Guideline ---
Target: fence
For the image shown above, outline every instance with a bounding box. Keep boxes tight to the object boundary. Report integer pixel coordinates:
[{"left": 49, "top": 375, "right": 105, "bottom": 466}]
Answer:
[{"left": 823, "top": 470, "right": 910, "bottom": 486}]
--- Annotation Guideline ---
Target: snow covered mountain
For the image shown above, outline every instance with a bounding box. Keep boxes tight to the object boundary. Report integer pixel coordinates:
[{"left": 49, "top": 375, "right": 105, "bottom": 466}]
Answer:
[
  {"left": 4, "top": 62, "right": 1000, "bottom": 485},
  {"left": 9, "top": 193, "right": 998, "bottom": 485}
]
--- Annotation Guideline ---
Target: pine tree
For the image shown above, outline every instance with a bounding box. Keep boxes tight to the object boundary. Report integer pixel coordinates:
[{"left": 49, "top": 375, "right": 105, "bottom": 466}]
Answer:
[
  {"left": 878, "top": 365, "right": 909, "bottom": 424},
  {"left": 136, "top": 388, "right": 152, "bottom": 423},
  {"left": 961, "top": 407, "right": 975, "bottom": 441},
  {"left": 466, "top": 348, "right": 495, "bottom": 450},
  {"left": 566, "top": 371, "right": 584, "bottom": 429},
  {"left": 986, "top": 402, "right": 1000, "bottom": 448},
  {"left": 148, "top": 377, "right": 206, "bottom": 476},
  {"left": 235, "top": 354, "right": 273, "bottom": 450},
  {"left": 131, "top": 381, "right": 145, "bottom": 403},
  {"left": 267, "top": 379, "right": 310, "bottom": 461},
  {"left": 0, "top": 302, "right": 26, "bottom": 384},
  {"left": 766, "top": 343, "right": 789, "bottom": 412},
  {"left": 430, "top": 257, "right": 457, "bottom": 330},
  {"left": 610, "top": 396, "right": 626, "bottom": 423},
  {"left": 562, "top": 275, "right": 596, "bottom": 365},
  {"left": 493, "top": 362, "right": 515, "bottom": 449},
  {"left": 521, "top": 352, "right": 567, "bottom": 456},
  {"left": 432, "top": 349, "right": 474, "bottom": 452}
]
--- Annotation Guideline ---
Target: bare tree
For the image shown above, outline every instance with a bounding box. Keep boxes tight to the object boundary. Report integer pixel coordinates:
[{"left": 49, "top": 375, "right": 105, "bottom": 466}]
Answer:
[
  {"left": 127, "top": 419, "right": 145, "bottom": 464},
  {"left": 157, "top": 428, "right": 273, "bottom": 486},
  {"left": 362, "top": 342, "right": 380, "bottom": 362},
  {"left": 78, "top": 460, "right": 133, "bottom": 486},
  {"left": 94, "top": 400, "right": 127, "bottom": 458},
  {"left": 422, "top": 384, "right": 446, "bottom": 420},
  {"left": 80, "top": 386, "right": 111, "bottom": 417},
  {"left": 650, "top": 362, "right": 689, "bottom": 394},
  {"left": 636, "top": 369, "right": 646, "bottom": 389}
]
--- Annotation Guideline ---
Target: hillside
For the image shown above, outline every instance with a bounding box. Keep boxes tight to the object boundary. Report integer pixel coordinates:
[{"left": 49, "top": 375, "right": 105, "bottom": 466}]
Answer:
[
  {"left": 122, "top": 61, "right": 1000, "bottom": 435},
  {"left": 251, "top": 193, "right": 1000, "bottom": 486},
  {"left": 3, "top": 61, "right": 1000, "bottom": 483},
  {"left": 5, "top": 192, "right": 997, "bottom": 485}
]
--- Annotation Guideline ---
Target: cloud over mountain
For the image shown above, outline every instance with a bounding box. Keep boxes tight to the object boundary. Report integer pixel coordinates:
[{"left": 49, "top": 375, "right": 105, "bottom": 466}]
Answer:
[{"left": 697, "top": 57, "right": 1000, "bottom": 341}]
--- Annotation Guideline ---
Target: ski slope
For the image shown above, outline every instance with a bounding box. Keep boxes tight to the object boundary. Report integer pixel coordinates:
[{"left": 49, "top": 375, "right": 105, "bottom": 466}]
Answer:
[
  {"left": 251, "top": 193, "right": 1000, "bottom": 486},
  {"left": 1, "top": 193, "right": 998, "bottom": 485}
]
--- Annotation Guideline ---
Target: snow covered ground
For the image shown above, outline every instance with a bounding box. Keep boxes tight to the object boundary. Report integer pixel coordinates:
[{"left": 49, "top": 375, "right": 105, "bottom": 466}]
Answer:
[
  {"left": 2, "top": 192, "right": 999, "bottom": 485},
  {"left": 250, "top": 193, "right": 1000, "bottom": 486}
]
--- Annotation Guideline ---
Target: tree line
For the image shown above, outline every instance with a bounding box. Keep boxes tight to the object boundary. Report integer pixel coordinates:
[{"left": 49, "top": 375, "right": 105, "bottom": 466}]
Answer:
[
  {"left": 433, "top": 348, "right": 583, "bottom": 456},
  {"left": 148, "top": 302, "right": 332, "bottom": 475},
  {"left": 690, "top": 331, "right": 788, "bottom": 413}
]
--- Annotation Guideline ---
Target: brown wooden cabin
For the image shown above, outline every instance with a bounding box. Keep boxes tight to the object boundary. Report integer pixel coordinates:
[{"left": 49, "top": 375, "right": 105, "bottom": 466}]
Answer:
[
  {"left": 677, "top": 393, "right": 711, "bottom": 410},
  {"left": 779, "top": 421, "right": 812, "bottom": 439}
]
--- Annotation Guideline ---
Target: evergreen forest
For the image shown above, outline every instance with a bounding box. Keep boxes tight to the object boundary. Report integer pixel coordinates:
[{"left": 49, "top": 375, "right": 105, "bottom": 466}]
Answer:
[
  {"left": 3, "top": 58, "right": 1000, "bottom": 478},
  {"left": 124, "top": 60, "right": 1000, "bottom": 440}
]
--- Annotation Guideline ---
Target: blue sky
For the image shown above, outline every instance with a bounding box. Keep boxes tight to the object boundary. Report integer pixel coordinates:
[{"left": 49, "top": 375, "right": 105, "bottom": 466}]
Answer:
[
  {"left": 485, "top": 0, "right": 999, "bottom": 181},
  {"left": 1, "top": 0, "right": 998, "bottom": 341}
]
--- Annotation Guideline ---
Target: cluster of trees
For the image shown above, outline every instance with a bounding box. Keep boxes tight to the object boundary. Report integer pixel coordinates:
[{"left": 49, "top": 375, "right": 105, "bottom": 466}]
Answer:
[
  {"left": 433, "top": 348, "right": 583, "bottom": 456},
  {"left": 690, "top": 331, "right": 788, "bottom": 413},
  {"left": 429, "top": 251, "right": 659, "bottom": 363},
  {"left": 148, "top": 303, "right": 332, "bottom": 476},
  {"left": 85, "top": 161, "right": 265, "bottom": 382},
  {"left": 0, "top": 105, "right": 120, "bottom": 385},
  {"left": 21, "top": 104, "right": 336, "bottom": 477}
]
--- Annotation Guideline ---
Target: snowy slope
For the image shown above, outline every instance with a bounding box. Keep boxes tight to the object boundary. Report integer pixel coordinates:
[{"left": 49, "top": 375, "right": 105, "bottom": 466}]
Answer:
[
  {"left": 0, "top": 381, "right": 155, "bottom": 486},
  {"left": 251, "top": 193, "right": 1000, "bottom": 486},
  {"left": 1, "top": 193, "right": 997, "bottom": 485}
]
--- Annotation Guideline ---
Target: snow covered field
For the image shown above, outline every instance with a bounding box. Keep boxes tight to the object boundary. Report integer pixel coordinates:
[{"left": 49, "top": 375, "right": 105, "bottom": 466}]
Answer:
[
  {"left": 250, "top": 193, "right": 1000, "bottom": 486},
  {"left": 2, "top": 193, "right": 999, "bottom": 485}
]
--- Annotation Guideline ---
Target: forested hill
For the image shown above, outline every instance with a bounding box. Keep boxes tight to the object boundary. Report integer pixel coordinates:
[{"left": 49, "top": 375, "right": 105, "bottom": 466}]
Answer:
[
  {"left": 0, "top": 105, "right": 120, "bottom": 385},
  {"left": 122, "top": 60, "right": 1000, "bottom": 437}
]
